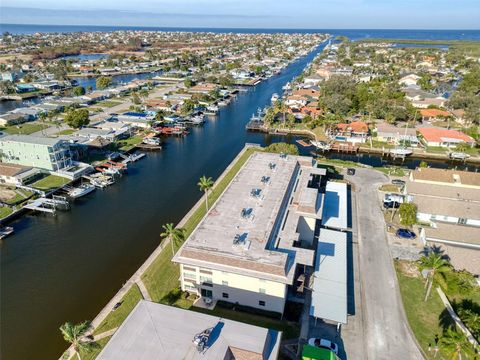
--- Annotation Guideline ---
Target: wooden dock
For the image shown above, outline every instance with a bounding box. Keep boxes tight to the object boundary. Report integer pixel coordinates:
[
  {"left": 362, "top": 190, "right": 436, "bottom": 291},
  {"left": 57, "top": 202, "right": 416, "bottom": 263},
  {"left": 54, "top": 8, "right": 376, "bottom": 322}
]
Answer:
[
  {"left": 136, "top": 143, "right": 162, "bottom": 151},
  {"left": 330, "top": 142, "right": 359, "bottom": 153}
]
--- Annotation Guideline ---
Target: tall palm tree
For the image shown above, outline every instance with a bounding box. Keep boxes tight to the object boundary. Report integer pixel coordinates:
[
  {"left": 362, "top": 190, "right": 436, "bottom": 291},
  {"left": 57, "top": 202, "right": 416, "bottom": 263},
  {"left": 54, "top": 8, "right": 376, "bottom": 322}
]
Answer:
[
  {"left": 59, "top": 321, "right": 92, "bottom": 360},
  {"left": 439, "top": 328, "right": 471, "bottom": 360},
  {"left": 161, "top": 223, "right": 183, "bottom": 256},
  {"left": 198, "top": 176, "right": 214, "bottom": 212},
  {"left": 418, "top": 252, "right": 451, "bottom": 301}
]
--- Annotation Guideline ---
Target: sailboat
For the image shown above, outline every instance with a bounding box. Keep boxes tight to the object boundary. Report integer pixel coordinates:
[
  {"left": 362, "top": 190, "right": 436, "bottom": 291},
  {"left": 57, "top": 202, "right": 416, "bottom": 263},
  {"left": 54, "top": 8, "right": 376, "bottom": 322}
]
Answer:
[{"left": 390, "top": 122, "right": 413, "bottom": 157}]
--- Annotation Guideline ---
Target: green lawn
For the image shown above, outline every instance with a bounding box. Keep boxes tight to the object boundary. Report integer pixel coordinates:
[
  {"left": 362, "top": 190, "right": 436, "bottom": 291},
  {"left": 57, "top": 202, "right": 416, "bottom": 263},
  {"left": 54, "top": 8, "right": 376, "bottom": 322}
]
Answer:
[
  {"left": 2, "top": 123, "right": 49, "bottom": 135},
  {"left": 115, "top": 136, "right": 143, "bottom": 152},
  {"left": 93, "top": 284, "right": 143, "bottom": 335},
  {"left": 96, "top": 100, "right": 123, "bottom": 108},
  {"left": 77, "top": 336, "right": 111, "bottom": 360},
  {"left": 141, "top": 147, "right": 256, "bottom": 301},
  {"left": 31, "top": 175, "right": 70, "bottom": 191},
  {"left": 363, "top": 140, "right": 395, "bottom": 149},
  {"left": 0, "top": 206, "right": 13, "bottom": 219},
  {"left": 55, "top": 129, "right": 76, "bottom": 136},
  {"left": 379, "top": 184, "right": 400, "bottom": 193},
  {"left": 395, "top": 260, "right": 452, "bottom": 359}
]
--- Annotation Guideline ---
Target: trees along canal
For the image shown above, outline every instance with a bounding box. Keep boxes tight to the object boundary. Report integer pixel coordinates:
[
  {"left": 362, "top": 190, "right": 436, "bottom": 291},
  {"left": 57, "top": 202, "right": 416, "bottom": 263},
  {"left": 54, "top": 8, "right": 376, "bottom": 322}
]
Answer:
[
  {"left": 160, "top": 223, "right": 185, "bottom": 256},
  {"left": 198, "top": 175, "right": 214, "bottom": 212},
  {"left": 59, "top": 321, "right": 94, "bottom": 360}
]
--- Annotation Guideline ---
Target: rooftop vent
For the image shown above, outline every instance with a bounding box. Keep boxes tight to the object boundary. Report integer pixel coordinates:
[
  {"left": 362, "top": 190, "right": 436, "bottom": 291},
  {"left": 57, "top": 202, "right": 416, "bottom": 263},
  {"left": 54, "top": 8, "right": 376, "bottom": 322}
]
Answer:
[
  {"left": 261, "top": 175, "right": 271, "bottom": 184},
  {"left": 193, "top": 327, "right": 213, "bottom": 353},
  {"left": 280, "top": 153, "right": 287, "bottom": 159},
  {"left": 250, "top": 188, "right": 262, "bottom": 198},
  {"left": 268, "top": 162, "right": 276, "bottom": 170},
  {"left": 233, "top": 232, "right": 248, "bottom": 245},
  {"left": 241, "top": 207, "right": 253, "bottom": 219}
]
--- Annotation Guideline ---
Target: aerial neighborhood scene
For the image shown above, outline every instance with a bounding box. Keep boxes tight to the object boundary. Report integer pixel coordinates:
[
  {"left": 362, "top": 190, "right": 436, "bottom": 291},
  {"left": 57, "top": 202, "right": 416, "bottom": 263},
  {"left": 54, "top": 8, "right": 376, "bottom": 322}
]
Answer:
[{"left": 0, "top": 1, "right": 479, "bottom": 360}]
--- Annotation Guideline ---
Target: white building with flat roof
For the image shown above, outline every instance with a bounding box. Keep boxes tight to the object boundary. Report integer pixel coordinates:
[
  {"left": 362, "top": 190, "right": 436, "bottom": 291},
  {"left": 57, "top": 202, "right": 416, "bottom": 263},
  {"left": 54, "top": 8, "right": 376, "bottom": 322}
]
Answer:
[
  {"left": 173, "top": 151, "right": 326, "bottom": 314},
  {"left": 98, "top": 300, "right": 281, "bottom": 360}
]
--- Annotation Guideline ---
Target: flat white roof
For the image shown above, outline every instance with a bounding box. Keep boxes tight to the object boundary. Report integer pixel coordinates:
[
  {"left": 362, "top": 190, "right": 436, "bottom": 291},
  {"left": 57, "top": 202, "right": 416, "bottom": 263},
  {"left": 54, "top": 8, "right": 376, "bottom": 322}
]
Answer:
[
  {"left": 321, "top": 181, "right": 348, "bottom": 230},
  {"left": 310, "top": 229, "right": 347, "bottom": 324},
  {"left": 97, "top": 300, "right": 281, "bottom": 360}
]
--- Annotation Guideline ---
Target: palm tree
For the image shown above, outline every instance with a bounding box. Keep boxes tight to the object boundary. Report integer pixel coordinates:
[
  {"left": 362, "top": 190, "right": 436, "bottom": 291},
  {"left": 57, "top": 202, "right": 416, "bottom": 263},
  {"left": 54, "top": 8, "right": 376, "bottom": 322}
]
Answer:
[
  {"left": 418, "top": 252, "right": 451, "bottom": 301},
  {"left": 439, "top": 328, "right": 471, "bottom": 360},
  {"left": 198, "top": 176, "right": 214, "bottom": 212},
  {"left": 161, "top": 223, "right": 184, "bottom": 256},
  {"left": 59, "top": 321, "right": 93, "bottom": 360}
]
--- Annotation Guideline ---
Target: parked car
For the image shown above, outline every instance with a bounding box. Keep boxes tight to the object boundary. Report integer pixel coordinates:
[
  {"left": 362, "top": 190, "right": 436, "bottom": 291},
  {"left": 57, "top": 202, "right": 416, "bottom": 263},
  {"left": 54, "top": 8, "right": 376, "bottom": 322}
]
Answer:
[
  {"left": 347, "top": 168, "right": 355, "bottom": 175},
  {"left": 308, "top": 338, "right": 339, "bottom": 355},
  {"left": 391, "top": 179, "right": 406, "bottom": 187},
  {"left": 396, "top": 228, "right": 416, "bottom": 239},
  {"left": 383, "top": 201, "right": 401, "bottom": 209}
]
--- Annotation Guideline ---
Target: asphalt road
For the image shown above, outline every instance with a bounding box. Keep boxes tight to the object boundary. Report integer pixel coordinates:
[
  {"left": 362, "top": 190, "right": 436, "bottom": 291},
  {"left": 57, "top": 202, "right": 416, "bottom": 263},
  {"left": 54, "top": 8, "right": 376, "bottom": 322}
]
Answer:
[{"left": 346, "top": 168, "right": 424, "bottom": 360}]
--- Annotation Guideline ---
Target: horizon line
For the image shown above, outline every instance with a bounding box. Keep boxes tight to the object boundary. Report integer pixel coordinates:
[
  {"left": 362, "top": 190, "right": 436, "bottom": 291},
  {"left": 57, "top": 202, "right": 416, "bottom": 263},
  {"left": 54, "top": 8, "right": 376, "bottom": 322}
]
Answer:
[{"left": 2, "top": 23, "right": 480, "bottom": 32}]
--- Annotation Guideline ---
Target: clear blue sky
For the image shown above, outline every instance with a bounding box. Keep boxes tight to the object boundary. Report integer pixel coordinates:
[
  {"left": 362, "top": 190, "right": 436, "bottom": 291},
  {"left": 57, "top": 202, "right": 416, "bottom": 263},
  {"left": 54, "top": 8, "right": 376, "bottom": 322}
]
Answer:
[{"left": 1, "top": 0, "right": 479, "bottom": 29}]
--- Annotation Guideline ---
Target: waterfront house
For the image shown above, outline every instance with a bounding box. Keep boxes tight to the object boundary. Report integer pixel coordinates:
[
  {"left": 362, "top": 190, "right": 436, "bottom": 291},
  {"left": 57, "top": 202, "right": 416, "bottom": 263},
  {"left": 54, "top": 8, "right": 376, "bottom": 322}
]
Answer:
[
  {"left": 285, "top": 95, "right": 308, "bottom": 109},
  {"left": 0, "top": 113, "right": 27, "bottom": 126},
  {"left": 374, "top": 122, "right": 419, "bottom": 146},
  {"left": 173, "top": 152, "right": 348, "bottom": 325},
  {"left": 0, "top": 135, "right": 73, "bottom": 171},
  {"left": 189, "top": 83, "right": 218, "bottom": 94},
  {"left": 97, "top": 301, "right": 281, "bottom": 360},
  {"left": 332, "top": 121, "right": 369, "bottom": 143},
  {"left": 303, "top": 74, "right": 323, "bottom": 86},
  {"left": 417, "top": 128, "right": 475, "bottom": 148},
  {"left": 0, "top": 163, "right": 41, "bottom": 186}
]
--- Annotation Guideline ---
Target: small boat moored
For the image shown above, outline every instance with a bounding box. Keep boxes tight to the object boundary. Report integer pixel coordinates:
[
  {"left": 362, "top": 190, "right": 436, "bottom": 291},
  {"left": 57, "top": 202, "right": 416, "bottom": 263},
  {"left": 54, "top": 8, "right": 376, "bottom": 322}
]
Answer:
[
  {"left": 67, "top": 183, "right": 96, "bottom": 199},
  {"left": 0, "top": 226, "right": 14, "bottom": 240}
]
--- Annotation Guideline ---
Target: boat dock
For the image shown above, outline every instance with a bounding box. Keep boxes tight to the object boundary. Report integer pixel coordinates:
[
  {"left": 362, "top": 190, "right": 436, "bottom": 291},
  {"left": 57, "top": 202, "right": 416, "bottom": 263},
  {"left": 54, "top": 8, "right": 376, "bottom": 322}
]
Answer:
[
  {"left": 330, "top": 142, "right": 359, "bottom": 153},
  {"left": 136, "top": 143, "right": 162, "bottom": 151},
  {"left": 24, "top": 196, "right": 70, "bottom": 215}
]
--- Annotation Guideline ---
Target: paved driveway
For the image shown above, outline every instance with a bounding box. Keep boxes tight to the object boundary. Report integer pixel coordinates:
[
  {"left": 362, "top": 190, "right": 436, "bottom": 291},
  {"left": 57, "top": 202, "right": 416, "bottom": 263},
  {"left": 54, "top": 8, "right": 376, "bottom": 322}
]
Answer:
[{"left": 346, "top": 168, "right": 424, "bottom": 360}]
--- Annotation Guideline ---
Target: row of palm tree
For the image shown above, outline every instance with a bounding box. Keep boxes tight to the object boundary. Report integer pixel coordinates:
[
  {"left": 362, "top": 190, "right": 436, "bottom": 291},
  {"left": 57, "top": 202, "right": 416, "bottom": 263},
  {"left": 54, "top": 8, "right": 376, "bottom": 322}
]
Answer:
[{"left": 60, "top": 176, "right": 217, "bottom": 357}]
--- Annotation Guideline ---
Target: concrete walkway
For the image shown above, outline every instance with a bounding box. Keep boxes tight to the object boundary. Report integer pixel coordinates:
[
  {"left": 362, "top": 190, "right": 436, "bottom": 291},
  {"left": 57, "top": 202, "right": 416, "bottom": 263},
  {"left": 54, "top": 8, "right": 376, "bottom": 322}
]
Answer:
[
  {"left": 93, "top": 328, "right": 118, "bottom": 341},
  {"left": 136, "top": 279, "right": 152, "bottom": 301}
]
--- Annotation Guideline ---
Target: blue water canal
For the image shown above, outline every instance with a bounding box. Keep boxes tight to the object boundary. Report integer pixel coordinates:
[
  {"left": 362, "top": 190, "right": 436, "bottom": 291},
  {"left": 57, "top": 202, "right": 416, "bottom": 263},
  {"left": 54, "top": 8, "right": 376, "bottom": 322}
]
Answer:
[{"left": 0, "top": 42, "right": 327, "bottom": 360}]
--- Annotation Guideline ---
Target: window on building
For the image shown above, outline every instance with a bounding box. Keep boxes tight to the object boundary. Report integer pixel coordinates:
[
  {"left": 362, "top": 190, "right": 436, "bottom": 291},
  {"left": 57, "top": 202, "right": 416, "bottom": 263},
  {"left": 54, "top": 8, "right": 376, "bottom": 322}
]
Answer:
[
  {"left": 199, "top": 269, "right": 213, "bottom": 275},
  {"left": 259, "top": 300, "right": 266, "bottom": 306},
  {"left": 200, "top": 276, "right": 212, "bottom": 284},
  {"left": 259, "top": 288, "right": 266, "bottom": 294},
  {"left": 222, "top": 280, "right": 228, "bottom": 286},
  {"left": 222, "top": 293, "right": 229, "bottom": 299},
  {"left": 183, "top": 266, "right": 197, "bottom": 272},
  {"left": 183, "top": 272, "right": 196, "bottom": 280}
]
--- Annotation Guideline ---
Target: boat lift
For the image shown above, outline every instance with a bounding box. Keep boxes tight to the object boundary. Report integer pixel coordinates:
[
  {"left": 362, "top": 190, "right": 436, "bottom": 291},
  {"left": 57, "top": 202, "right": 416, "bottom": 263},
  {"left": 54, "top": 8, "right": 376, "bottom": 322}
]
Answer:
[{"left": 24, "top": 195, "right": 70, "bottom": 215}]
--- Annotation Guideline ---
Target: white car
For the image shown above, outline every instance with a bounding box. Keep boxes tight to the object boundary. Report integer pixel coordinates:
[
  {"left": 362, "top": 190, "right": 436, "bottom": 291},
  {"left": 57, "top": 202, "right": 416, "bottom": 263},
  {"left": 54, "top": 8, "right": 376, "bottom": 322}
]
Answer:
[{"left": 308, "top": 338, "right": 339, "bottom": 355}]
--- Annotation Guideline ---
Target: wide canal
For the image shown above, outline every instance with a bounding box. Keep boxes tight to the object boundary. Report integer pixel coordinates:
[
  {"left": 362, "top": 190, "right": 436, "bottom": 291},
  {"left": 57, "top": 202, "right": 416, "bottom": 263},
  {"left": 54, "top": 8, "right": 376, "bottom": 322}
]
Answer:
[{"left": 0, "top": 43, "right": 326, "bottom": 360}]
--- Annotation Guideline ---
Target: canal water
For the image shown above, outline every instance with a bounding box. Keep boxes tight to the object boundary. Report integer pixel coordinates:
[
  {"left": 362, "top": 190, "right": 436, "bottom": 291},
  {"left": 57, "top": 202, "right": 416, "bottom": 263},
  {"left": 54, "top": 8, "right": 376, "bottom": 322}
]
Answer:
[{"left": 0, "top": 44, "right": 326, "bottom": 360}]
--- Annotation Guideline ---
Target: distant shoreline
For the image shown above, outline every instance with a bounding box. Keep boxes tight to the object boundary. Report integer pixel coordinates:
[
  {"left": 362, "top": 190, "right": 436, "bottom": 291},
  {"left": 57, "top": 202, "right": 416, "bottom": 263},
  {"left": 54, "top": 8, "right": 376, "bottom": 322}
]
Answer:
[{"left": 1, "top": 23, "right": 480, "bottom": 39}]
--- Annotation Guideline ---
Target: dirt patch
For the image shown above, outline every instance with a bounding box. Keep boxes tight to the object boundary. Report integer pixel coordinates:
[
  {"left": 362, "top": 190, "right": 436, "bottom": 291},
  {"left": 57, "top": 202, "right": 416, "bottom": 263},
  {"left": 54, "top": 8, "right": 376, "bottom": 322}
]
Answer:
[
  {"left": 397, "top": 260, "right": 420, "bottom": 278},
  {"left": 0, "top": 188, "right": 17, "bottom": 202}
]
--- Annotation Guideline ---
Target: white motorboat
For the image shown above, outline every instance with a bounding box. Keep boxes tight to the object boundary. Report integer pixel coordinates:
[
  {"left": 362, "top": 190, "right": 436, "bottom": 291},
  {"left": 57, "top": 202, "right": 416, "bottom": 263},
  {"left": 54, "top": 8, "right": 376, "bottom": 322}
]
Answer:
[
  {"left": 271, "top": 93, "right": 279, "bottom": 103},
  {"left": 449, "top": 152, "right": 470, "bottom": 160},
  {"left": 206, "top": 105, "right": 219, "bottom": 113},
  {"left": 67, "top": 183, "right": 95, "bottom": 199},
  {"left": 390, "top": 147, "right": 413, "bottom": 156},
  {"left": 0, "top": 226, "right": 14, "bottom": 240},
  {"left": 282, "top": 82, "right": 291, "bottom": 91},
  {"left": 142, "top": 137, "right": 161, "bottom": 146},
  {"left": 311, "top": 140, "right": 331, "bottom": 151}
]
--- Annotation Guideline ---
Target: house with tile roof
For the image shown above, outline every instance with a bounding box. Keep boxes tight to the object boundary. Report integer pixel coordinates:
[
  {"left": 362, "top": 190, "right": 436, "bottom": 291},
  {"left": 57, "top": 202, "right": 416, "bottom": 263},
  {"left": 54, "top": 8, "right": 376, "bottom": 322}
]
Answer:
[{"left": 417, "top": 128, "right": 475, "bottom": 148}]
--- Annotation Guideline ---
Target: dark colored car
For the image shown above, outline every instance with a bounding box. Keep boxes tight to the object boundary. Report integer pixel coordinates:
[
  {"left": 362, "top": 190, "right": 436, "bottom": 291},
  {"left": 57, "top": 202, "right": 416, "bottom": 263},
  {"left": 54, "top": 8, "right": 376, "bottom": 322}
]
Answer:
[
  {"left": 347, "top": 168, "right": 356, "bottom": 175},
  {"left": 383, "top": 201, "right": 400, "bottom": 209},
  {"left": 396, "top": 228, "right": 416, "bottom": 239},
  {"left": 392, "top": 179, "right": 406, "bottom": 186}
]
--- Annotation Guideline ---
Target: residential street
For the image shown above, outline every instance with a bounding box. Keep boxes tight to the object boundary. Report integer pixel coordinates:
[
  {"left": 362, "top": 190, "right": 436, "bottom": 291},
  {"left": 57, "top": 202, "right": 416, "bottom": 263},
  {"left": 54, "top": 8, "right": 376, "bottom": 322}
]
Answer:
[{"left": 345, "top": 168, "right": 424, "bottom": 360}]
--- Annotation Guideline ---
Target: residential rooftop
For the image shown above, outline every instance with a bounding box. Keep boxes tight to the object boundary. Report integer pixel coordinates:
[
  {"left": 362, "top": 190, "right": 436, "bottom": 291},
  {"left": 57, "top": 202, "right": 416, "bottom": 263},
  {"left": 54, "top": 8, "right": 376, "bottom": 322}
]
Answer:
[
  {"left": 0, "top": 134, "right": 63, "bottom": 146},
  {"left": 97, "top": 300, "right": 281, "bottom": 360},
  {"left": 173, "top": 151, "right": 325, "bottom": 283}
]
